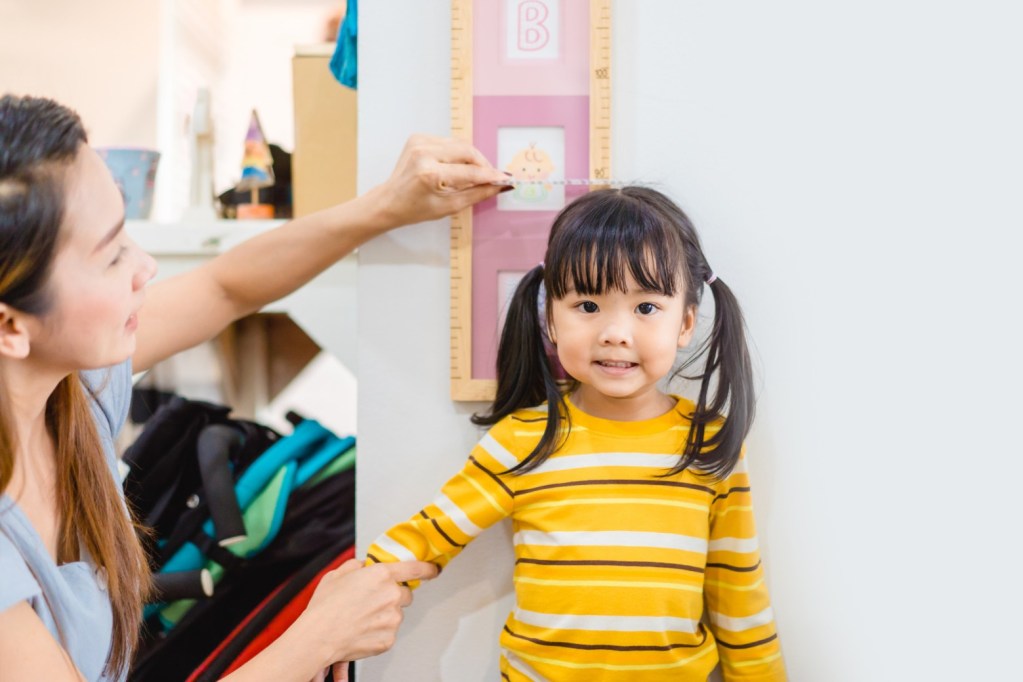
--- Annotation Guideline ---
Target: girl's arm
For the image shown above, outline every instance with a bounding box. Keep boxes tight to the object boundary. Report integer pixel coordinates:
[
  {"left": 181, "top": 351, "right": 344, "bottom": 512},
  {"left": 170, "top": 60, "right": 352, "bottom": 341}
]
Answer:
[
  {"left": 132, "top": 135, "right": 506, "bottom": 374},
  {"left": 704, "top": 449, "right": 787, "bottom": 681},
  {"left": 365, "top": 426, "right": 518, "bottom": 580},
  {"left": 0, "top": 602, "right": 86, "bottom": 681}
]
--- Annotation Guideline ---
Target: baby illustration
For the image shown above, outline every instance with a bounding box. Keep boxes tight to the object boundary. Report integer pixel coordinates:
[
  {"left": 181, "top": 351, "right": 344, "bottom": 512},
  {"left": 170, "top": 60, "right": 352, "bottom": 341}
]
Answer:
[{"left": 505, "top": 143, "right": 555, "bottom": 203}]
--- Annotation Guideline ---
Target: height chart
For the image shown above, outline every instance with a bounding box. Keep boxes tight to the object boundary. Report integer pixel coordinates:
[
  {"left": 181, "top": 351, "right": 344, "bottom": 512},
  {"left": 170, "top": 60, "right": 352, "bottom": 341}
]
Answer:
[{"left": 450, "top": 0, "right": 612, "bottom": 400}]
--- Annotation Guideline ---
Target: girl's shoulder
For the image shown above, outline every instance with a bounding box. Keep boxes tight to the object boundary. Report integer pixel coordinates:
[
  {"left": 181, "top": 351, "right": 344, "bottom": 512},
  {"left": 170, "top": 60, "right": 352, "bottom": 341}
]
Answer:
[
  {"left": 669, "top": 395, "right": 726, "bottom": 430},
  {"left": 479, "top": 403, "right": 550, "bottom": 447}
]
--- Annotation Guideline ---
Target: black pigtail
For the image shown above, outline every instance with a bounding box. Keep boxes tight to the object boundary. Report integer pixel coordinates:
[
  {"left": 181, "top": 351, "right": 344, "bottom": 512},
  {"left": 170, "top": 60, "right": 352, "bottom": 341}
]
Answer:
[
  {"left": 672, "top": 276, "right": 755, "bottom": 480},
  {"left": 472, "top": 265, "right": 565, "bottom": 473}
]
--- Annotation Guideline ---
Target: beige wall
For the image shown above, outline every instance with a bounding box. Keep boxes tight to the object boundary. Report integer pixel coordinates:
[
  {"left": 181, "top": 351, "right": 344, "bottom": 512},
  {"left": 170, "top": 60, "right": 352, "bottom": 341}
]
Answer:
[{"left": 0, "top": 0, "right": 160, "bottom": 147}]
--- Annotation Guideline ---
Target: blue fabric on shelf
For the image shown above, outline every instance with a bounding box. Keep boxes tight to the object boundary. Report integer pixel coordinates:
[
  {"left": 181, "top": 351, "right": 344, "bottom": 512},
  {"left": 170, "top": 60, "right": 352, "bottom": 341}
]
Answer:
[{"left": 329, "top": 0, "right": 358, "bottom": 89}]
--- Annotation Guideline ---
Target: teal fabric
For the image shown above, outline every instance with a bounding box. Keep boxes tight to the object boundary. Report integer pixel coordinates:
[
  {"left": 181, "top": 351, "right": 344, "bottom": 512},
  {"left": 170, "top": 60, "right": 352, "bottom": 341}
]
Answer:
[
  {"left": 329, "top": 0, "right": 358, "bottom": 89},
  {"left": 152, "top": 423, "right": 355, "bottom": 627},
  {"left": 160, "top": 420, "right": 339, "bottom": 575}
]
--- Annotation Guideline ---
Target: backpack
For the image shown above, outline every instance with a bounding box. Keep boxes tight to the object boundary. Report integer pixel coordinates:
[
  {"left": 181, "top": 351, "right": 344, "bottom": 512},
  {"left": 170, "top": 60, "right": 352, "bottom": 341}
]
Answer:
[{"left": 123, "top": 395, "right": 357, "bottom": 680}]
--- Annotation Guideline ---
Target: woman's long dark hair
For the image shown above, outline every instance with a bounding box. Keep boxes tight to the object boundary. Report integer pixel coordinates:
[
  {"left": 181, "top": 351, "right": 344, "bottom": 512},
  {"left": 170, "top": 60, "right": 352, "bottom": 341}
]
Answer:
[
  {"left": 473, "top": 187, "right": 754, "bottom": 481},
  {"left": 0, "top": 94, "right": 150, "bottom": 678}
]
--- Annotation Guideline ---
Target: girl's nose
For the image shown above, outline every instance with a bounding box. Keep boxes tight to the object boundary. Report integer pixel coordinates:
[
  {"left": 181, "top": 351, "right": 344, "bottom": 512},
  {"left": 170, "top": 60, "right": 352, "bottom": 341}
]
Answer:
[{"left": 598, "top": 316, "right": 633, "bottom": 346}]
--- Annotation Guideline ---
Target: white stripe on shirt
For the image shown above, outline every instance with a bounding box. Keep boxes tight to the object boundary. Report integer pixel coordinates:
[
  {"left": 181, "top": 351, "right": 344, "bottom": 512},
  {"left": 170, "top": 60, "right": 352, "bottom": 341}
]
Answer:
[
  {"left": 709, "top": 606, "right": 775, "bottom": 633},
  {"left": 707, "top": 536, "right": 759, "bottom": 554},
  {"left": 372, "top": 533, "right": 417, "bottom": 562},
  {"left": 529, "top": 452, "right": 681, "bottom": 475},
  {"left": 478, "top": 433, "right": 519, "bottom": 469},
  {"left": 514, "top": 608, "right": 700, "bottom": 634},
  {"left": 430, "top": 492, "right": 484, "bottom": 538},
  {"left": 514, "top": 530, "right": 708, "bottom": 554}
]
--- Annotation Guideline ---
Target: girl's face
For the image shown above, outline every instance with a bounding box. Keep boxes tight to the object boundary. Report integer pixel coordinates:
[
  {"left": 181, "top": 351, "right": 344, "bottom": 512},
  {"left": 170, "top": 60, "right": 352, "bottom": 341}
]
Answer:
[
  {"left": 26, "top": 145, "right": 157, "bottom": 372},
  {"left": 549, "top": 273, "right": 696, "bottom": 421}
]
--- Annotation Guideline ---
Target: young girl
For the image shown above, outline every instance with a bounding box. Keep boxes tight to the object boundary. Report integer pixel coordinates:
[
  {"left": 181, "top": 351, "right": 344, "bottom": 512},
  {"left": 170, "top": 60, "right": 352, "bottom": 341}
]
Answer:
[{"left": 367, "top": 187, "right": 786, "bottom": 681}]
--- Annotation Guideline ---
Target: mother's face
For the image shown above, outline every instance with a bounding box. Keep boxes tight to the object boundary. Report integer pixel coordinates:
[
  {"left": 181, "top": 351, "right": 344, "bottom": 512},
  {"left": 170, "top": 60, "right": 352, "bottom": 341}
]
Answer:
[{"left": 26, "top": 145, "right": 157, "bottom": 371}]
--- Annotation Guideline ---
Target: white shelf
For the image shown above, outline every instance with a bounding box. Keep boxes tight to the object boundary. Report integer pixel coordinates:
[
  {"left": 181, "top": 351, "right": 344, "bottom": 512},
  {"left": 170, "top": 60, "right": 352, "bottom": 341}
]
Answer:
[
  {"left": 126, "top": 219, "right": 286, "bottom": 256},
  {"left": 128, "top": 218, "right": 358, "bottom": 374}
]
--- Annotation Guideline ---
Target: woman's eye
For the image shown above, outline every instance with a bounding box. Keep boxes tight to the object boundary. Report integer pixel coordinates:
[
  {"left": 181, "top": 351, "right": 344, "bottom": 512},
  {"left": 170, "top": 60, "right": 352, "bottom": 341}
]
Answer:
[
  {"left": 637, "top": 302, "right": 657, "bottom": 315},
  {"left": 580, "top": 301, "right": 599, "bottom": 313}
]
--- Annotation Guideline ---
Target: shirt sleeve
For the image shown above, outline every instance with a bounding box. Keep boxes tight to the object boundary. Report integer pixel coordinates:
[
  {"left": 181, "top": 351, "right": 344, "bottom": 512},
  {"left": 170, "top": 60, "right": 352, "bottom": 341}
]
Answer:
[
  {"left": 80, "top": 359, "right": 133, "bottom": 441},
  {"left": 364, "top": 422, "right": 518, "bottom": 586},
  {"left": 704, "top": 448, "right": 787, "bottom": 681},
  {"left": 0, "top": 528, "right": 41, "bottom": 615},
  {"left": 80, "top": 358, "right": 133, "bottom": 480}
]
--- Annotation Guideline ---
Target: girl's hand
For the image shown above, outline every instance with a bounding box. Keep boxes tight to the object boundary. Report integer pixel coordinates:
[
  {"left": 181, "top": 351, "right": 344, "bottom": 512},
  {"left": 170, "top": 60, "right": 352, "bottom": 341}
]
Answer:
[
  {"left": 297, "top": 559, "right": 438, "bottom": 672},
  {"left": 371, "top": 134, "right": 507, "bottom": 229}
]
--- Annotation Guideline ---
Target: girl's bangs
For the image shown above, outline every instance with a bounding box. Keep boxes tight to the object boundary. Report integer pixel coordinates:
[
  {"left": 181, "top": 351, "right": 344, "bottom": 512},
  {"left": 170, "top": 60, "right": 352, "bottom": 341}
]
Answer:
[{"left": 547, "top": 203, "right": 683, "bottom": 299}]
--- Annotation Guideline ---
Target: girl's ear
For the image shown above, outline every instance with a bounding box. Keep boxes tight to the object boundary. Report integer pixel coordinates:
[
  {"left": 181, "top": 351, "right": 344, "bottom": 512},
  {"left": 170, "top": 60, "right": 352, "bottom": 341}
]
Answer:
[
  {"left": 677, "top": 305, "right": 697, "bottom": 349},
  {"left": 0, "top": 305, "right": 32, "bottom": 359}
]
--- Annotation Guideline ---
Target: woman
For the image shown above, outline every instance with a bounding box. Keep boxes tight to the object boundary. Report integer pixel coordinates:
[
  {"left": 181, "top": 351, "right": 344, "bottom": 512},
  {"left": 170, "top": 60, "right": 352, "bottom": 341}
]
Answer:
[{"left": 0, "top": 94, "right": 506, "bottom": 681}]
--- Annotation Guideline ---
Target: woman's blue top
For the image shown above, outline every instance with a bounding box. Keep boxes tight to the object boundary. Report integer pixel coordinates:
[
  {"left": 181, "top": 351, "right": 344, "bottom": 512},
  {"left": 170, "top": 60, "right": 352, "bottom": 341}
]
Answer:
[{"left": 0, "top": 359, "right": 132, "bottom": 681}]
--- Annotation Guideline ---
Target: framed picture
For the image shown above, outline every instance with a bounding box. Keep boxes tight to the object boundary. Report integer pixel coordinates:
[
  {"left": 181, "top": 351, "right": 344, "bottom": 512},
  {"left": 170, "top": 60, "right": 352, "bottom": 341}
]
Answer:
[{"left": 450, "top": 0, "right": 611, "bottom": 401}]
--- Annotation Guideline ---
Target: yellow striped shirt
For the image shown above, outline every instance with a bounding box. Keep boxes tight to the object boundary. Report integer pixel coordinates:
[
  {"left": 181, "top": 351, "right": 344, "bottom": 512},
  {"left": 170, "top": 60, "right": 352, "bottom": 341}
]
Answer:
[{"left": 367, "top": 397, "right": 786, "bottom": 681}]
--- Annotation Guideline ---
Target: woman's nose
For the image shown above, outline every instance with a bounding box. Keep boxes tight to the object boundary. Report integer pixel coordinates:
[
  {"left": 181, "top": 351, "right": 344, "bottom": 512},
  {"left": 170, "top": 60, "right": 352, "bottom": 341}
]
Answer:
[{"left": 133, "top": 247, "right": 158, "bottom": 290}]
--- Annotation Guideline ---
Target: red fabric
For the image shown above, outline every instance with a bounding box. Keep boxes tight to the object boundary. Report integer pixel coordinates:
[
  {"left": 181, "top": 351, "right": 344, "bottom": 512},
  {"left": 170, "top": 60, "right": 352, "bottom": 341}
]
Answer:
[{"left": 186, "top": 546, "right": 355, "bottom": 681}]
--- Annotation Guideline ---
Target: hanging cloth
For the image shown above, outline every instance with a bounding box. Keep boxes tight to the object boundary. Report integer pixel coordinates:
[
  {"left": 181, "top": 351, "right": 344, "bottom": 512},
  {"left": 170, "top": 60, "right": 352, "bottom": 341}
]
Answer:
[{"left": 329, "top": 0, "right": 358, "bottom": 89}]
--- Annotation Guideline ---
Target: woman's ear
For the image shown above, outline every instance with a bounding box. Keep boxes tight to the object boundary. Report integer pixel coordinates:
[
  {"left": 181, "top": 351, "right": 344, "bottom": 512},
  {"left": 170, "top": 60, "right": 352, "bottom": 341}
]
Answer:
[
  {"left": 0, "top": 304, "right": 32, "bottom": 359},
  {"left": 677, "top": 305, "right": 697, "bottom": 349}
]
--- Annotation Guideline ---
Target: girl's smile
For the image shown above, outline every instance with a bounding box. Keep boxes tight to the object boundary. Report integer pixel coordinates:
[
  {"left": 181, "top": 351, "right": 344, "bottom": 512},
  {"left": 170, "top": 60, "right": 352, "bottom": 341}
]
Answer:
[{"left": 549, "top": 274, "right": 696, "bottom": 422}]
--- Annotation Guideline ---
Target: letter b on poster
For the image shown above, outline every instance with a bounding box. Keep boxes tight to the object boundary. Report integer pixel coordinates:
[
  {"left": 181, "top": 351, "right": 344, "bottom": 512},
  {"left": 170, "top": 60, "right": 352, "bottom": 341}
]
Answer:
[{"left": 506, "top": 0, "right": 560, "bottom": 60}]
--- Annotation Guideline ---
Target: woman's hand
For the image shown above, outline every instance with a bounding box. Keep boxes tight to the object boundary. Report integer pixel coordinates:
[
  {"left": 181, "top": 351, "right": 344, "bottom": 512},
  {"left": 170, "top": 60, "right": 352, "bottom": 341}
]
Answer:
[
  {"left": 296, "top": 559, "right": 439, "bottom": 677},
  {"left": 370, "top": 134, "right": 508, "bottom": 229}
]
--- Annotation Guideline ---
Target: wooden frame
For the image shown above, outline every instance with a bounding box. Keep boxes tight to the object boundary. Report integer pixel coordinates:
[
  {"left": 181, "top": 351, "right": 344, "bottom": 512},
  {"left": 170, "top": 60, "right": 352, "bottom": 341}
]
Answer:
[{"left": 450, "top": 0, "right": 611, "bottom": 401}]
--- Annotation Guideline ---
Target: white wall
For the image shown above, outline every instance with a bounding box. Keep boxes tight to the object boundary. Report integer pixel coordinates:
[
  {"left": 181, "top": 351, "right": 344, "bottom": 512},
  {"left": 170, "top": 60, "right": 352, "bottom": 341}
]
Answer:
[
  {"left": 0, "top": 0, "right": 160, "bottom": 147},
  {"left": 358, "top": 1, "right": 1022, "bottom": 680}
]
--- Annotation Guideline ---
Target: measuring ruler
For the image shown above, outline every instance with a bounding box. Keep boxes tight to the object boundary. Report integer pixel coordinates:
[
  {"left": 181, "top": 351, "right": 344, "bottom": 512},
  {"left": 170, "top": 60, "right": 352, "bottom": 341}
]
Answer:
[
  {"left": 450, "top": 0, "right": 612, "bottom": 401},
  {"left": 450, "top": 0, "right": 480, "bottom": 399},
  {"left": 494, "top": 178, "right": 625, "bottom": 187}
]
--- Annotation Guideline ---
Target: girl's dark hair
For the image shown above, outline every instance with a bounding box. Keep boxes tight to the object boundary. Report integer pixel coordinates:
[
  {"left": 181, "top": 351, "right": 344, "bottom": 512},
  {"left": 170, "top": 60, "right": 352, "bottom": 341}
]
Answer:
[
  {"left": 473, "top": 186, "right": 754, "bottom": 481},
  {"left": 0, "top": 94, "right": 150, "bottom": 678}
]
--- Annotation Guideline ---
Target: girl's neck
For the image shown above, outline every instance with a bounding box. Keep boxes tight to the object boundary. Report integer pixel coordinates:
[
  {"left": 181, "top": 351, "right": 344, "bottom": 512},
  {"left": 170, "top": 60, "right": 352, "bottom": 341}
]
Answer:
[{"left": 568, "top": 386, "right": 677, "bottom": 422}]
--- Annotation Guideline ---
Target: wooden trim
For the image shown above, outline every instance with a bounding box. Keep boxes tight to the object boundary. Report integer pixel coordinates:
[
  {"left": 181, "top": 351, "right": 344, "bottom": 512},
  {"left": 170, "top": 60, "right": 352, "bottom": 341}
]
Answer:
[{"left": 450, "top": 0, "right": 476, "bottom": 400}]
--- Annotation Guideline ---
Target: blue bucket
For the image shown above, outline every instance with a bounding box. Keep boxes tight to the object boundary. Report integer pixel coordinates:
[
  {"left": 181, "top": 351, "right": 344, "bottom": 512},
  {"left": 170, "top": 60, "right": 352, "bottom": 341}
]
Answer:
[{"left": 96, "top": 147, "right": 161, "bottom": 220}]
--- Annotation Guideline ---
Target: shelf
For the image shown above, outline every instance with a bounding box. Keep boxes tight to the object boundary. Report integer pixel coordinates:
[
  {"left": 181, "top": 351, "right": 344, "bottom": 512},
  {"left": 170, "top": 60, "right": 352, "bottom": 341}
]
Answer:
[
  {"left": 128, "top": 218, "right": 358, "bottom": 375},
  {"left": 126, "top": 219, "right": 286, "bottom": 256}
]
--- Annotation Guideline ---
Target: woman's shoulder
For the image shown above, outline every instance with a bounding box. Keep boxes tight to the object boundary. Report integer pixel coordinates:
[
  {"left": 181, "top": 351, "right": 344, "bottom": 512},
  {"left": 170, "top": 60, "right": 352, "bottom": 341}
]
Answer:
[
  {"left": 0, "top": 510, "right": 42, "bottom": 614},
  {"left": 79, "top": 358, "right": 133, "bottom": 436}
]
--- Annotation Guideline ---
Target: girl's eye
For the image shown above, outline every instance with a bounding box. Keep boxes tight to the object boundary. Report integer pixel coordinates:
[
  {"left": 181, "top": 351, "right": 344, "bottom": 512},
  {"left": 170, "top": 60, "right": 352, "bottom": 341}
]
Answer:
[
  {"left": 110, "top": 246, "right": 127, "bottom": 267},
  {"left": 637, "top": 302, "right": 657, "bottom": 315},
  {"left": 579, "top": 301, "right": 599, "bottom": 313}
]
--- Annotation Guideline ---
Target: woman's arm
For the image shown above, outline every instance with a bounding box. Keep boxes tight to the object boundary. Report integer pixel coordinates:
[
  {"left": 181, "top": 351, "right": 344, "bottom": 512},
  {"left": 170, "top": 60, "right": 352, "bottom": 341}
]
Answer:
[
  {"left": 219, "top": 559, "right": 438, "bottom": 682},
  {"left": 0, "top": 602, "right": 85, "bottom": 681},
  {"left": 132, "top": 135, "right": 505, "bottom": 374}
]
